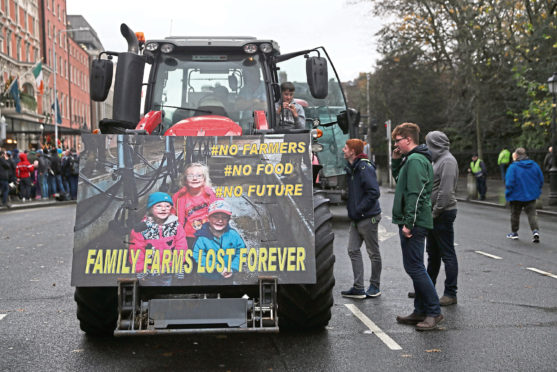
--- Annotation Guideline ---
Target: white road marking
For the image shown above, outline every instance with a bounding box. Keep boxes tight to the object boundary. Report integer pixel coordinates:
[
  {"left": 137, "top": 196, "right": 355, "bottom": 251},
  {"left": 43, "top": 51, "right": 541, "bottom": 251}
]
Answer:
[
  {"left": 526, "top": 267, "right": 557, "bottom": 279},
  {"left": 0, "top": 314, "right": 7, "bottom": 320},
  {"left": 378, "top": 224, "right": 397, "bottom": 242},
  {"left": 474, "top": 250, "right": 503, "bottom": 260},
  {"left": 345, "top": 304, "right": 402, "bottom": 350}
]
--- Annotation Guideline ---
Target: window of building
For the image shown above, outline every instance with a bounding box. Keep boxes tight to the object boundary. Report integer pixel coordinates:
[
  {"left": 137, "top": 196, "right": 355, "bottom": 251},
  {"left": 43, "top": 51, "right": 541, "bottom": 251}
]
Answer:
[
  {"left": 16, "top": 37, "right": 21, "bottom": 60},
  {"left": 24, "top": 10, "right": 28, "bottom": 30},
  {"left": 6, "top": 31, "right": 11, "bottom": 57},
  {"left": 14, "top": 2, "right": 19, "bottom": 25},
  {"left": 0, "top": 36, "right": 3, "bottom": 54},
  {"left": 25, "top": 42, "right": 30, "bottom": 62},
  {"left": 57, "top": 5, "right": 60, "bottom": 20}
]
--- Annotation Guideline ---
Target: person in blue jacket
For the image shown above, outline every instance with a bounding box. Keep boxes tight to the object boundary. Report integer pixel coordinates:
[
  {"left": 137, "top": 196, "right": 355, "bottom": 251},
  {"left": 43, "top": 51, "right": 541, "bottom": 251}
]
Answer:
[
  {"left": 340, "top": 139, "right": 382, "bottom": 299},
  {"left": 193, "top": 200, "right": 245, "bottom": 278},
  {"left": 505, "top": 147, "right": 544, "bottom": 243}
]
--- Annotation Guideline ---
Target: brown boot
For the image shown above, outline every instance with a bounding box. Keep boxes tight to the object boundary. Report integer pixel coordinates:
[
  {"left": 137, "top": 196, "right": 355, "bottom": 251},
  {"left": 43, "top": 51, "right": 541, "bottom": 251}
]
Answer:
[
  {"left": 439, "top": 296, "right": 457, "bottom": 306},
  {"left": 396, "top": 312, "right": 426, "bottom": 325},
  {"left": 416, "top": 314, "right": 444, "bottom": 331}
]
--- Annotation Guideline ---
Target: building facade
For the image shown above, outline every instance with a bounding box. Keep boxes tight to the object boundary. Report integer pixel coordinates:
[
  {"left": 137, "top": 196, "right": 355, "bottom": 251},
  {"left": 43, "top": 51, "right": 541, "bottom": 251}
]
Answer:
[
  {"left": 0, "top": 0, "right": 44, "bottom": 150},
  {"left": 0, "top": 0, "right": 96, "bottom": 152}
]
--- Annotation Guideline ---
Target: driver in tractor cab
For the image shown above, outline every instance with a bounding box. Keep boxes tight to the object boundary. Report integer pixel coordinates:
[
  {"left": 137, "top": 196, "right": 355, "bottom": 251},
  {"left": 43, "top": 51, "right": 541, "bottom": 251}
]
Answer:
[
  {"left": 275, "top": 82, "right": 305, "bottom": 131},
  {"left": 236, "top": 64, "right": 266, "bottom": 110}
]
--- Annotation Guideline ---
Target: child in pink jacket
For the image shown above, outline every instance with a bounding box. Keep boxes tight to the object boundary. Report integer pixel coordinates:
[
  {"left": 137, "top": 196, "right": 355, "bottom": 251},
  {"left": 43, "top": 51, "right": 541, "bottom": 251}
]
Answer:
[
  {"left": 172, "top": 163, "right": 218, "bottom": 249},
  {"left": 129, "top": 192, "right": 187, "bottom": 274}
]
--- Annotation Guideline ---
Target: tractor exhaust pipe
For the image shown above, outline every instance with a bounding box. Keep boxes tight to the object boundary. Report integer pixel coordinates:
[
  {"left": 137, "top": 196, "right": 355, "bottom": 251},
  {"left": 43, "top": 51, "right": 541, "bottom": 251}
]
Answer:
[{"left": 120, "top": 23, "right": 139, "bottom": 54}]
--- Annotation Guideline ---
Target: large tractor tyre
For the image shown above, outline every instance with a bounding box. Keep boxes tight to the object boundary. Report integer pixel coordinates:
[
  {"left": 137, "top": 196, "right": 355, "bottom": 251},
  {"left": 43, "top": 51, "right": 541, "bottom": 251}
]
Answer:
[
  {"left": 74, "top": 287, "right": 118, "bottom": 337},
  {"left": 278, "top": 192, "right": 335, "bottom": 330}
]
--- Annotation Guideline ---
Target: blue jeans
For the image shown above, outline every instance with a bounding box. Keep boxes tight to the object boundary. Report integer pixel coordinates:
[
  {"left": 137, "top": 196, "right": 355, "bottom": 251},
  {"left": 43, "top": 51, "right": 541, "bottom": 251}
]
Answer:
[
  {"left": 68, "top": 175, "right": 79, "bottom": 200},
  {"left": 499, "top": 164, "right": 508, "bottom": 181},
  {"left": 48, "top": 173, "right": 56, "bottom": 195},
  {"left": 426, "top": 209, "right": 458, "bottom": 298},
  {"left": 399, "top": 225, "right": 440, "bottom": 317},
  {"left": 55, "top": 174, "right": 66, "bottom": 194},
  {"left": 40, "top": 173, "right": 49, "bottom": 198}
]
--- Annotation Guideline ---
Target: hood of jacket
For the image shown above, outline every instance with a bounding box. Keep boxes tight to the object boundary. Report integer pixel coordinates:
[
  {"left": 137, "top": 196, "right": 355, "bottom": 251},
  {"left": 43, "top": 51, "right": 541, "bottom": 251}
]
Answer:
[
  {"left": 514, "top": 159, "right": 537, "bottom": 169},
  {"left": 195, "top": 221, "right": 230, "bottom": 239},
  {"left": 18, "top": 153, "right": 29, "bottom": 164},
  {"left": 403, "top": 144, "right": 432, "bottom": 165},
  {"left": 425, "top": 131, "right": 450, "bottom": 162}
]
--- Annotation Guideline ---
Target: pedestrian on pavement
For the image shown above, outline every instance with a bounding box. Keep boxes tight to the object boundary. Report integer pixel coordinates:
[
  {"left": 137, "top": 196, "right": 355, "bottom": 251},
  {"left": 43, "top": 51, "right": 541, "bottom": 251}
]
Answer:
[
  {"left": 36, "top": 149, "right": 50, "bottom": 200},
  {"left": 66, "top": 148, "right": 80, "bottom": 200},
  {"left": 48, "top": 148, "right": 66, "bottom": 198},
  {"left": 0, "top": 150, "right": 12, "bottom": 208},
  {"left": 15, "top": 153, "right": 34, "bottom": 202},
  {"left": 391, "top": 122, "right": 442, "bottom": 331},
  {"left": 424, "top": 131, "right": 459, "bottom": 306},
  {"left": 340, "top": 139, "right": 382, "bottom": 299},
  {"left": 468, "top": 154, "right": 487, "bottom": 200},
  {"left": 543, "top": 146, "right": 553, "bottom": 177},
  {"left": 505, "top": 148, "right": 544, "bottom": 243},
  {"left": 497, "top": 147, "right": 511, "bottom": 182}
]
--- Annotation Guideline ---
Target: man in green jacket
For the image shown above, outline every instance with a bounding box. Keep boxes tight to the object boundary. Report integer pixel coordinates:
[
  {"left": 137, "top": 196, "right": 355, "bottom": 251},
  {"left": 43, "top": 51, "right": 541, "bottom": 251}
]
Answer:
[
  {"left": 498, "top": 148, "right": 511, "bottom": 181},
  {"left": 391, "top": 122, "right": 442, "bottom": 331}
]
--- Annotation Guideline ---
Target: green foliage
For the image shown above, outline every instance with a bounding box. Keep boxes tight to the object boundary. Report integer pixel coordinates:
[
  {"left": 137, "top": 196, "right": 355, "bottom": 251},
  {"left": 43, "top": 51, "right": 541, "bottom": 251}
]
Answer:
[{"left": 351, "top": 0, "right": 557, "bottom": 152}]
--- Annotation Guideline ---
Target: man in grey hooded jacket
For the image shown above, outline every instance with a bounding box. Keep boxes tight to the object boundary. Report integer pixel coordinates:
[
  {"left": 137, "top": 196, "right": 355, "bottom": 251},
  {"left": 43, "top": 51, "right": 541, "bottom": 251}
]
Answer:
[{"left": 424, "top": 131, "right": 459, "bottom": 306}]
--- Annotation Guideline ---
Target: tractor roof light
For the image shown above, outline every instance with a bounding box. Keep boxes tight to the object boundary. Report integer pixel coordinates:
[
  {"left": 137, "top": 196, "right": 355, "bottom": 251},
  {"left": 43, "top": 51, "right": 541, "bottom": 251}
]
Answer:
[
  {"left": 243, "top": 43, "right": 258, "bottom": 54},
  {"left": 259, "top": 43, "right": 272, "bottom": 53},
  {"left": 160, "top": 43, "right": 175, "bottom": 53},
  {"left": 135, "top": 32, "right": 145, "bottom": 44},
  {"left": 145, "top": 42, "right": 159, "bottom": 51}
]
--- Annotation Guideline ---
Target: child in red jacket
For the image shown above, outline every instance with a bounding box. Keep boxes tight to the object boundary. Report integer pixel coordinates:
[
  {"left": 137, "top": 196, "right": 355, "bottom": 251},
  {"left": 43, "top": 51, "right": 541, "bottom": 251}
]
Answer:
[
  {"left": 15, "top": 153, "right": 34, "bottom": 202},
  {"left": 129, "top": 192, "right": 187, "bottom": 275}
]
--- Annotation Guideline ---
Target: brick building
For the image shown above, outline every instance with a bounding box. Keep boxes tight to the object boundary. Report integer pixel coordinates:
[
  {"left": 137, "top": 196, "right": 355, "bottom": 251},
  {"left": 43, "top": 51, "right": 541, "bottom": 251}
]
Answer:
[
  {"left": 1, "top": 0, "right": 96, "bottom": 151},
  {"left": 0, "top": 0, "right": 44, "bottom": 150},
  {"left": 39, "top": 0, "right": 90, "bottom": 150}
]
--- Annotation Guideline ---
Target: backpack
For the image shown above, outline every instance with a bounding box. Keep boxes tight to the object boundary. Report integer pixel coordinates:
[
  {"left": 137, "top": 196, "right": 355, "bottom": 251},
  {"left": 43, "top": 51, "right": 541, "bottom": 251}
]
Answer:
[{"left": 69, "top": 155, "right": 80, "bottom": 176}]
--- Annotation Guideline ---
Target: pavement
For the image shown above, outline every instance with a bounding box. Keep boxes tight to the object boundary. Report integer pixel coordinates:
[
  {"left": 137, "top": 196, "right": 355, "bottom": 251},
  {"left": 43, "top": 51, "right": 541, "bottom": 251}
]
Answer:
[
  {"left": 2, "top": 175, "right": 556, "bottom": 217},
  {"left": 0, "top": 197, "right": 76, "bottom": 212},
  {"left": 330, "top": 175, "right": 557, "bottom": 219}
]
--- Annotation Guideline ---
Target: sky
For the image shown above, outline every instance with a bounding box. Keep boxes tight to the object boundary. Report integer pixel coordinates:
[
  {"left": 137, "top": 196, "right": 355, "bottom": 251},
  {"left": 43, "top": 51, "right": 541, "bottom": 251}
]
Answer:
[{"left": 66, "top": 0, "right": 384, "bottom": 82}]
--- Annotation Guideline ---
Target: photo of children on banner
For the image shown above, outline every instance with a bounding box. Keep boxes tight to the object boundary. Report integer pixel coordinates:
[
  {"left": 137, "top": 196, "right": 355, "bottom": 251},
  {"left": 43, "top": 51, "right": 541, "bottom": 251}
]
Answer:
[
  {"left": 129, "top": 192, "right": 187, "bottom": 275},
  {"left": 193, "top": 200, "right": 245, "bottom": 279},
  {"left": 172, "top": 163, "right": 219, "bottom": 249}
]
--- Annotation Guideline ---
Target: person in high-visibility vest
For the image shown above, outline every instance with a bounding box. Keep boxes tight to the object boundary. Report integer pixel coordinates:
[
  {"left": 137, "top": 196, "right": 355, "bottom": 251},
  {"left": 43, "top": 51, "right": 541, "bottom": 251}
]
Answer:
[
  {"left": 468, "top": 154, "right": 487, "bottom": 200},
  {"left": 497, "top": 148, "right": 511, "bottom": 181}
]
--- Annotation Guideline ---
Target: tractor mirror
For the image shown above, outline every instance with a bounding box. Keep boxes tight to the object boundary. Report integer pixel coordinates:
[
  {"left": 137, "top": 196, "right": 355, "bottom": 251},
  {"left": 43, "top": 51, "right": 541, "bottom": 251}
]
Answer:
[
  {"left": 336, "top": 108, "right": 360, "bottom": 135},
  {"left": 306, "top": 56, "right": 328, "bottom": 99},
  {"left": 90, "top": 59, "right": 113, "bottom": 102}
]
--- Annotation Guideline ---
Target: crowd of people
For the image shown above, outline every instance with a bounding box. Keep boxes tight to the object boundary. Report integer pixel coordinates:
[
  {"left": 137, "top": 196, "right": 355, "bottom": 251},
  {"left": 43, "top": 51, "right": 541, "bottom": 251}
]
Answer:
[
  {"left": 340, "top": 122, "right": 546, "bottom": 332},
  {"left": 0, "top": 146, "right": 80, "bottom": 208}
]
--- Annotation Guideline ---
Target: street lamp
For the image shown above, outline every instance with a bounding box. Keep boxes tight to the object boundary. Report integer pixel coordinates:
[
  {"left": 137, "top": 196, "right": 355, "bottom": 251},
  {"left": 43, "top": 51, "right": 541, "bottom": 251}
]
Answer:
[
  {"left": 548, "top": 72, "right": 557, "bottom": 205},
  {"left": 52, "top": 27, "right": 89, "bottom": 150}
]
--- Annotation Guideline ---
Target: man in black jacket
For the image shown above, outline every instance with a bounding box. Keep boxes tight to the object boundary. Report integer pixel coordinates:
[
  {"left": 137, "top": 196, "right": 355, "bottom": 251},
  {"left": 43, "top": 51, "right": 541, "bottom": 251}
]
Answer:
[
  {"left": 0, "top": 150, "right": 13, "bottom": 208},
  {"left": 340, "top": 139, "right": 382, "bottom": 299}
]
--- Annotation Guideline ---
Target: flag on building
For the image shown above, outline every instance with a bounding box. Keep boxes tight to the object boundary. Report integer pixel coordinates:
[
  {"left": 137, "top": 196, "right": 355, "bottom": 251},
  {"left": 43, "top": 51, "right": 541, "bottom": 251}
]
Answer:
[
  {"left": 51, "top": 98, "right": 62, "bottom": 124},
  {"left": 32, "top": 62, "right": 44, "bottom": 95},
  {"left": 9, "top": 78, "right": 21, "bottom": 113}
]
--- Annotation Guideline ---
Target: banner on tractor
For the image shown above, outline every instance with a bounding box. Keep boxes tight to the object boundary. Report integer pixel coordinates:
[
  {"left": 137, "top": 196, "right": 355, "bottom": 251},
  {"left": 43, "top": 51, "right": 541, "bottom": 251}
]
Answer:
[{"left": 71, "top": 134, "right": 315, "bottom": 286}]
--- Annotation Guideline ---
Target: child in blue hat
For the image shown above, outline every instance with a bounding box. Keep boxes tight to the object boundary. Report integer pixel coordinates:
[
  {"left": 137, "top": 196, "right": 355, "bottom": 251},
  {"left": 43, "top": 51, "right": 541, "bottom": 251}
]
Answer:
[
  {"left": 193, "top": 200, "right": 245, "bottom": 278},
  {"left": 129, "top": 192, "right": 187, "bottom": 275}
]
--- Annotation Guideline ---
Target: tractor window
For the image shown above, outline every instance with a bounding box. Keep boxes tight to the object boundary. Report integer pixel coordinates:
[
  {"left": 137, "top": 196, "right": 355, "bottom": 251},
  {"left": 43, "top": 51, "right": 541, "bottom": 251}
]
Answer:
[
  {"left": 150, "top": 53, "right": 268, "bottom": 131},
  {"left": 277, "top": 49, "right": 349, "bottom": 178}
]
